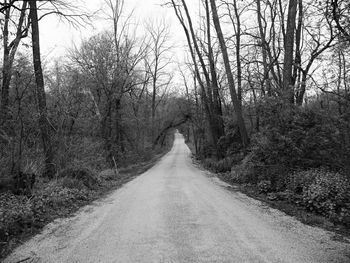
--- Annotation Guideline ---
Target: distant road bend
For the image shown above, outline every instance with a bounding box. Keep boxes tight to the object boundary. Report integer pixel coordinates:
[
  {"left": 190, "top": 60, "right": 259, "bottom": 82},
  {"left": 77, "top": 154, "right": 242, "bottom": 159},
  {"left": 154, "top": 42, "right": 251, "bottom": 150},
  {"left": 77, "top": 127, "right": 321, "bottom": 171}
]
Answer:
[{"left": 5, "top": 132, "right": 350, "bottom": 263}]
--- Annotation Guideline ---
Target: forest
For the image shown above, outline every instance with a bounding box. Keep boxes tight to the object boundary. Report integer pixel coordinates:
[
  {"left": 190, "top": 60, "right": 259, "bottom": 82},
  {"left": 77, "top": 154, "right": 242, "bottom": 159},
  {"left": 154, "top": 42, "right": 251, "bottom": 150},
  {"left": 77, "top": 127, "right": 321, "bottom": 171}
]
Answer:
[{"left": 0, "top": 0, "right": 350, "bottom": 257}]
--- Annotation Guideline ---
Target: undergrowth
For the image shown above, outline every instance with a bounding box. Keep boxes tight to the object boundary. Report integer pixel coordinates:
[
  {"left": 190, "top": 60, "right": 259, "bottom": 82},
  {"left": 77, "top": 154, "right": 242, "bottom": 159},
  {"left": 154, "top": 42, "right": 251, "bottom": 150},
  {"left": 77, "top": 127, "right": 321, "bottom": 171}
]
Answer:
[
  {"left": 0, "top": 137, "right": 171, "bottom": 259},
  {"left": 196, "top": 99, "right": 350, "bottom": 228}
]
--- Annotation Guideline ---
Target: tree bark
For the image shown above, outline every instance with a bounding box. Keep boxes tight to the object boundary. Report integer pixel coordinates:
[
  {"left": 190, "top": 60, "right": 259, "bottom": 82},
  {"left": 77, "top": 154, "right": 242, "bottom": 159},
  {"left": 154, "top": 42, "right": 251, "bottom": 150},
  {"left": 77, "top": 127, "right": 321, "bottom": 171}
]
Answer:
[
  {"left": 256, "top": 0, "right": 271, "bottom": 95},
  {"left": 1, "top": 5, "right": 11, "bottom": 126},
  {"left": 209, "top": 0, "right": 249, "bottom": 148},
  {"left": 205, "top": 0, "right": 225, "bottom": 157},
  {"left": 29, "top": 0, "right": 56, "bottom": 178},
  {"left": 292, "top": 0, "right": 303, "bottom": 89},
  {"left": 1, "top": 1, "right": 28, "bottom": 128},
  {"left": 331, "top": 0, "right": 350, "bottom": 43},
  {"left": 170, "top": 0, "right": 218, "bottom": 155},
  {"left": 232, "top": 0, "right": 243, "bottom": 103},
  {"left": 282, "top": 0, "right": 298, "bottom": 103}
]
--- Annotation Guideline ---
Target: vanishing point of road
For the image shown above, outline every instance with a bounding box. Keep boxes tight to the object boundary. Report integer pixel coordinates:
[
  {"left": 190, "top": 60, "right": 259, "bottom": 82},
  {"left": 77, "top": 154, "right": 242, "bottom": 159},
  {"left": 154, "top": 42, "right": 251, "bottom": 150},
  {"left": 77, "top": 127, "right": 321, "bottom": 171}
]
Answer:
[{"left": 5, "top": 132, "right": 350, "bottom": 263}]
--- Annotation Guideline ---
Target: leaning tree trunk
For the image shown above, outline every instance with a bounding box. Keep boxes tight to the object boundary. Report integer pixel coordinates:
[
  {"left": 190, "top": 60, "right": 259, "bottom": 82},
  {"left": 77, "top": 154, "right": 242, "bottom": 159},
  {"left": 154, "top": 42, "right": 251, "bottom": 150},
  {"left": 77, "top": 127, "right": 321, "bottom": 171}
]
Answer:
[
  {"left": 29, "top": 0, "right": 56, "bottom": 178},
  {"left": 209, "top": 0, "right": 249, "bottom": 148}
]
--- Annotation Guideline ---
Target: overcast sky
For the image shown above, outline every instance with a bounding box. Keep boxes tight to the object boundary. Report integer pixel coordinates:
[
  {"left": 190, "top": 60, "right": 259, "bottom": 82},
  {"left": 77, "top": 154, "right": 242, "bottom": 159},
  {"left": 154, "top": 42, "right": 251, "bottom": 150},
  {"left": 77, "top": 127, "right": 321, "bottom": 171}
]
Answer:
[{"left": 39, "top": 0, "right": 199, "bottom": 62}]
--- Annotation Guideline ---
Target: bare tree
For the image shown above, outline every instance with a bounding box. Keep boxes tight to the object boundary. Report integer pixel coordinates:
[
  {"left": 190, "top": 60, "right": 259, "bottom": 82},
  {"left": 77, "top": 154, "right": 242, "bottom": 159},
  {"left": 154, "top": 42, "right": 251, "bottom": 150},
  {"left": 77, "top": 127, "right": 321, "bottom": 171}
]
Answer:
[
  {"left": 29, "top": 0, "right": 56, "bottom": 178},
  {"left": 256, "top": 0, "right": 272, "bottom": 95},
  {"left": 204, "top": 0, "right": 225, "bottom": 154},
  {"left": 169, "top": 0, "right": 213, "bottom": 147},
  {"left": 329, "top": 0, "right": 350, "bottom": 43},
  {"left": 169, "top": 0, "right": 228, "bottom": 157},
  {"left": 209, "top": 0, "right": 249, "bottom": 148},
  {"left": 295, "top": 2, "right": 335, "bottom": 105},
  {"left": 144, "top": 19, "right": 173, "bottom": 141},
  {"left": 222, "top": 0, "right": 244, "bottom": 103},
  {"left": 0, "top": 1, "right": 29, "bottom": 129}
]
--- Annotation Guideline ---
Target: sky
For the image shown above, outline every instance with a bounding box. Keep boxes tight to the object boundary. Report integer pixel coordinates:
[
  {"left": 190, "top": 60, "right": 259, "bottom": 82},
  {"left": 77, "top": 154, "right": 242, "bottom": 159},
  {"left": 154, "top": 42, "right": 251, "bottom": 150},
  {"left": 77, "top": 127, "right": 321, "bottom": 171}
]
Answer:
[{"left": 39, "top": 0, "right": 199, "bottom": 63}]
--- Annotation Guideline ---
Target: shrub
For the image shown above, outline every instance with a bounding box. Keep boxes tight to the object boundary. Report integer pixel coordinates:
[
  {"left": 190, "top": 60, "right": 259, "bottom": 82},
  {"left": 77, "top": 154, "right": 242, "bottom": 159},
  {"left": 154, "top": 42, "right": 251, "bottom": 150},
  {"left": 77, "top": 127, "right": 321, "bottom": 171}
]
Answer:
[
  {"left": 228, "top": 168, "right": 247, "bottom": 184},
  {"left": 98, "top": 169, "right": 118, "bottom": 181},
  {"left": 243, "top": 98, "right": 348, "bottom": 187},
  {"left": 229, "top": 153, "right": 259, "bottom": 184},
  {"left": 57, "top": 167, "right": 99, "bottom": 190},
  {"left": 198, "top": 142, "right": 217, "bottom": 159},
  {"left": 258, "top": 180, "right": 272, "bottom": 194},
  {"left": 277, "top": 101, "right": 342, "bottom": 168},
  {"left": 30, "top": 182, "right": 89, "bottom": 220},
  {"left": 60, "top": 176, "right": 87, "bottom": 190},
  {"left": 217, "top": 125, "right": 243, "bottom": 154},
  {"left": 55, "top": 136, "right": 108, "bottom": 172},
  {"left": 0, "top": 193, "right": 33, "bottom": 239},
  {"left": 203, "top": 157, "right": 236, "bottom": 173},
  {"left": 286, "top": 169, "right": 319, "bottom": 194},
  {"left": 302, "top": 169, "right": 350, "bottom": 225},
  {"left": 0, "top": 145, "right": 12, "bottom": 187}
]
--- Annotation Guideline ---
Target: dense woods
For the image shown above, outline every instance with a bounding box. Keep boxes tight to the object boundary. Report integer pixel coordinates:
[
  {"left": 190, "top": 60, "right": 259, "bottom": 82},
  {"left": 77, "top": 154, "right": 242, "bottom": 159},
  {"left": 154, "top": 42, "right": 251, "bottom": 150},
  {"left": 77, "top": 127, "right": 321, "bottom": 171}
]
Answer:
[
  {"left": 0, "top": 0, "right": 184, "bottom": 252},
  {"left": 0, "top": 0, "right": 350, "bottom": 256},
  {"left": 170, "top": 0, "right": 350, "bottom": 226}
]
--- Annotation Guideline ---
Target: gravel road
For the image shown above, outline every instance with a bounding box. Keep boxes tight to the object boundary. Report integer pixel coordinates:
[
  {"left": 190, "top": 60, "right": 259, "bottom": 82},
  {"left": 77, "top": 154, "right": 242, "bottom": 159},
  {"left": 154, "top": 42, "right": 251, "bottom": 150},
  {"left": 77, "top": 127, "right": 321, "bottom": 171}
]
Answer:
[{"left": 4, "top": 132, "right": 350, "bottom": 263}]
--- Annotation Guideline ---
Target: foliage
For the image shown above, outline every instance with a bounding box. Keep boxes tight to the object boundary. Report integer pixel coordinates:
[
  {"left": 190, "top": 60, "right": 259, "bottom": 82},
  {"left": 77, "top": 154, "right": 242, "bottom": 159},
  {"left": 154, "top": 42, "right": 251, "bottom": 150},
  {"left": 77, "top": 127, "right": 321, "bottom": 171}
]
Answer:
[
  {"left": 0, "top": 193, "right": 33, "bottom": 238},
  {"left": 257, "top": 180, "right": 272, "bottom": 194},
  {"left": 218, "top": 122, "right": 244, "bottom": 155},
  {"left": 229, "top": 153, "right": 260, "bottom": 184},
  {"left": 245, "top": 99, "right": 348, "bottom": 182},
  {"left": 54, "top": 136, "right": 108, "bottom": 172},
  {"left": 0, "top": 144, "right": 169, "bottom": 253},
  {"left": 0, "top": 179, "right": 90, "bottom": 245},
  {"left": 220, "top": 98, "right": 350, "bottom": 226},
  {"left": 2, "top": 0, "right": 350, "bottom": 252},
  {"left": 203, "top": 156, "right": 236, "bottom": 173},
  {"left": 301, "top": 169, "right": 350, "bottom": 225},
  {"left": 58, "top": 167, "right": 99, "bottom": 190},
  {"left": 286, "top": 169, "right": 320, "bottom": 194}
]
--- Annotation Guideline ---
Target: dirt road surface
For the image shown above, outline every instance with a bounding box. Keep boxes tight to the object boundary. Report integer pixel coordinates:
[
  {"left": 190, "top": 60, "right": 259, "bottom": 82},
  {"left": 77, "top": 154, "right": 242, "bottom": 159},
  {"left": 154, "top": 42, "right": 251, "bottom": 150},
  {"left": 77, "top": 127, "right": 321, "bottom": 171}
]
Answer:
[{"left": 4, "top": 132, "right": 350, "bottom": 263}]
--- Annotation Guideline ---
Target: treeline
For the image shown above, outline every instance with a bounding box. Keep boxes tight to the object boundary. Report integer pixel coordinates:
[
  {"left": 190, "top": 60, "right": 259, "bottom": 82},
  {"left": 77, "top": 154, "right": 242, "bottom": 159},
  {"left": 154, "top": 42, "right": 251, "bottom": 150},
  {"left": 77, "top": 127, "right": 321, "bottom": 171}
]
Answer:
[
  {"left": 172, "top": 0, "right": 350, "bottom": 226},
  {"left": 0, "top": 0, "right": 192, "bottom": 252},
  {"left": 0, "top": 1, "right": 188, "bottom": 195}
]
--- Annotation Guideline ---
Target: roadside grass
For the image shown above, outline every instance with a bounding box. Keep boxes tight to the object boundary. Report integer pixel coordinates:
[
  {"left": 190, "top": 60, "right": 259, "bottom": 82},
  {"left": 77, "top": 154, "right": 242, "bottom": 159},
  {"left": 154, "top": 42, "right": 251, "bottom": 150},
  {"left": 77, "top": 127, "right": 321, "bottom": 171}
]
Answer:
[
  {"left": 217, "top": 172, "right": 350, "bottom": 239},
  {"left": 0, "top": 148, "right": 169, "bottom": 261},
  {"left": 186, "top": 142, "right": 350, "bottom": 240}
]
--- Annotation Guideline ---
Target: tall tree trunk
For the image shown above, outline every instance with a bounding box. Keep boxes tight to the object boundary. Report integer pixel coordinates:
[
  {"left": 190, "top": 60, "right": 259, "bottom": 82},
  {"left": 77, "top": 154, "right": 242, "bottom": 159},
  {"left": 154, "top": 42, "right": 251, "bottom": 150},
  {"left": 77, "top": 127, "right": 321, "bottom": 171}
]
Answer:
[
  {"left": 171, "top": 0, "right": 219, "bottom": 156},
  {"left": 209, "top": 0, "right": 249, "bottom": 148},
  {"left": 296, "top": 71, "right": 307, "bottom": 106},
  {"left": 282, "top": 0, "right": 298, "bottom": 103},
  {"left": 232, "top": 0, "right": 243, "bottom": 103},
  {"left": 29, "top": 0, "right": 56, "bottom": 178},
  {"left": 292, "top": 0, "right": 303, "bottom": 89},
  {"left": 205, "top": 0, "right": 225, "bottom": 157},
  {"left": 1, "top": 5, "right": 11, "bottom": 126},
  {"left": 151, "top": 71, "right": 157, "bottom": 142},
  {"left": 256, "top": 0, "right": 271, "bottom": 95},
  {"left": 0, "top": 1, "right": 27, "bottom": 129}
]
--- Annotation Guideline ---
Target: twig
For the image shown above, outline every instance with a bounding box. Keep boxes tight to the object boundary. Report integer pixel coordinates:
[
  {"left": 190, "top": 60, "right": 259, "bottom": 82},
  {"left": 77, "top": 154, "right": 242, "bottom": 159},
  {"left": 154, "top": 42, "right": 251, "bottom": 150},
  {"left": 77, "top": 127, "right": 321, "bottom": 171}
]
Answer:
[
  {"left": 112, "top": 156, "right": 119, "bottom": 176},
  {"left": 15, "top": 257, "right": 32, "bottom": 263}
]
